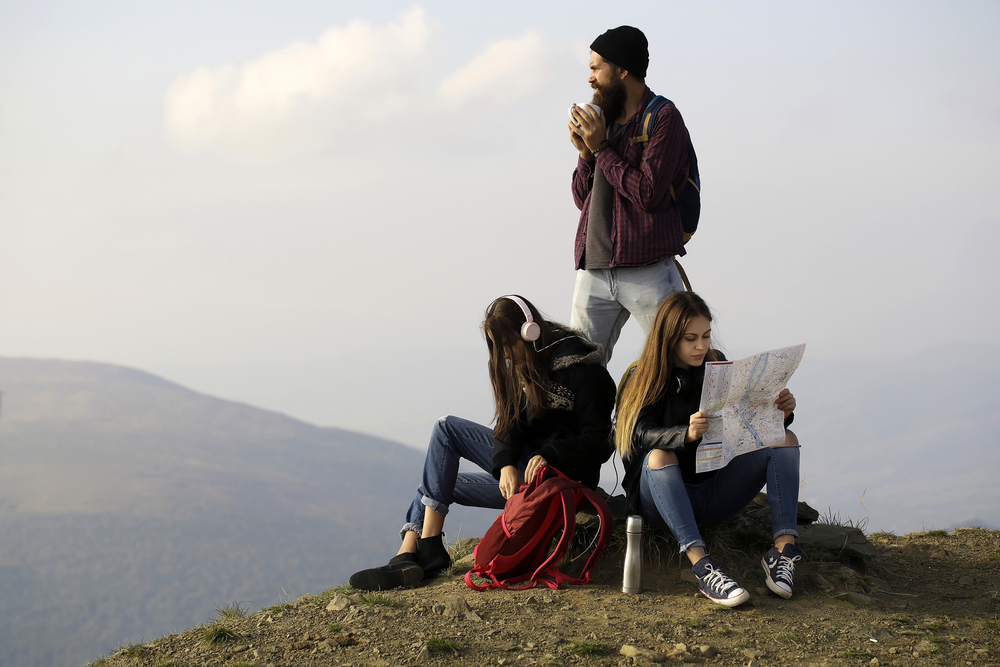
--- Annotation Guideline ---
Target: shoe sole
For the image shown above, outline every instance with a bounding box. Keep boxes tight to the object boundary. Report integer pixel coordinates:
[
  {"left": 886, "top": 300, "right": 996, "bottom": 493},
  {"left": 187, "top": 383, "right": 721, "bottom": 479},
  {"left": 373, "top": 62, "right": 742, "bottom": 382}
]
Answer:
[
  {"left": 700, "top": 587, "right": 750, "bottom": 607},
  {"left": 761, "top": 556, "right": 793, "bottom": 599},
  {"left": 349, "top": 563, "right": 424, "bottom": 591}
]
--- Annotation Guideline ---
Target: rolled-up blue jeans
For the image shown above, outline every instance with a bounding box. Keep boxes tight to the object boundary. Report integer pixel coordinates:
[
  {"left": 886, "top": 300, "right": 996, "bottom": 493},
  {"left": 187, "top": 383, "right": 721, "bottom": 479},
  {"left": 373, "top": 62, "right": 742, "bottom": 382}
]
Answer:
[
  {"left": 638, "top": 444, "right": 800, "bottom": 552},
  {"left": 401, "top": 415, "right": 531, "bottom": 539},
  {"left": 570, "top": 258, "right": 685, "bottom": 365}
]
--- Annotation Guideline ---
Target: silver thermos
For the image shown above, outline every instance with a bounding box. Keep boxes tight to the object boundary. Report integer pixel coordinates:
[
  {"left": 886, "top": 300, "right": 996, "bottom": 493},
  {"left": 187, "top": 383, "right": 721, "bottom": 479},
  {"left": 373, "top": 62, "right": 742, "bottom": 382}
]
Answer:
[{"left": 622, "top": 514, "right": 644, "bottom": 594}]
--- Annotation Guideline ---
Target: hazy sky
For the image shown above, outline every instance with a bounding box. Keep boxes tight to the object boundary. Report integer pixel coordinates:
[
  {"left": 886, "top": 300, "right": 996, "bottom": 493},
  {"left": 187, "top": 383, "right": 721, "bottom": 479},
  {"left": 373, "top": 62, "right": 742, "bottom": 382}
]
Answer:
[{"left": 3, "top": 0, "right": 997, "bottom": 368}]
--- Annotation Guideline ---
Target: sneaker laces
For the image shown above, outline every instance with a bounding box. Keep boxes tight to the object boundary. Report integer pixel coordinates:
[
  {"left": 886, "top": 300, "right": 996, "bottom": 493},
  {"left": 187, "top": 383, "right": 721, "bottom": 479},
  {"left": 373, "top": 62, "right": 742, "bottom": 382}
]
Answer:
[
  {"left": 774, "top": 552, "right": 801, "bottom": 583},
  {"left": 701, "top": 563, "right": 739, "bottom": 593}
]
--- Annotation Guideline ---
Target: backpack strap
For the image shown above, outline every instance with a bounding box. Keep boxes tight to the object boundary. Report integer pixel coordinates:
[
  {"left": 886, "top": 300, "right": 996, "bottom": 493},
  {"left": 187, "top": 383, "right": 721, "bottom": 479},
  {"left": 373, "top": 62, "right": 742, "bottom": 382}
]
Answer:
[
  {"left": 627, "top": 95, "right": 668, "bottom": 150},
  {"left": 524, "top": 487, "right": 577, "bottom": 586},
  {"left": 556, "top": 486, "right": 614, "bottom": 586},
  {"left": 673, "top": 258, "right": 693, "bottom": 291}
]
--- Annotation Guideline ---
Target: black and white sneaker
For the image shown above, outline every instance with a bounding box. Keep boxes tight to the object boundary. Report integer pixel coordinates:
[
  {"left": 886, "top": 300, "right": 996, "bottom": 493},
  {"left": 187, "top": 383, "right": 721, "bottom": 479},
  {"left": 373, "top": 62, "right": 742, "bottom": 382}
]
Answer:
[
  {"left": 349, "top": 554, "right": 424, "bottom": 591},
  {"left": 762, "top": 543, "right": 805, "bottom": 599},
  {"left": 693, "top": 555, "right": 750, "bottom": 607}
]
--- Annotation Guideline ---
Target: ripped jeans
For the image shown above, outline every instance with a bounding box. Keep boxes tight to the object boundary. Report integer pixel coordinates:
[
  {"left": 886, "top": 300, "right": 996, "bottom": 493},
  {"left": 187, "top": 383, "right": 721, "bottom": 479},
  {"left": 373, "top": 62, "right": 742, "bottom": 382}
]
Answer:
[{"left": 638, "top": 445, "right": 800, "bottom": 552}]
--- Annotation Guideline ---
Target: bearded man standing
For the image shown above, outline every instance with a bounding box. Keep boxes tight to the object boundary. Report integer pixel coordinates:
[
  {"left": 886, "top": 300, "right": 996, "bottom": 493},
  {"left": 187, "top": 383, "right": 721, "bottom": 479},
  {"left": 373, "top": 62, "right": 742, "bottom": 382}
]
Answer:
[{"left": 568, "top": 26, "right": 694, "bottom": 365}]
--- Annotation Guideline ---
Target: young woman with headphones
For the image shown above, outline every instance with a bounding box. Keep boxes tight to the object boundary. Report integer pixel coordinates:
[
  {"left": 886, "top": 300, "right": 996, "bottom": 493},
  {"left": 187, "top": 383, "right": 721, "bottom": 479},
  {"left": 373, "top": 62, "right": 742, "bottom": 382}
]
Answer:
[
  {"left": 615, "top": 291, "right": 802, "bottom": 607},
  {"left": 349, "top": 295, "right": 617, "bottom": 590}
]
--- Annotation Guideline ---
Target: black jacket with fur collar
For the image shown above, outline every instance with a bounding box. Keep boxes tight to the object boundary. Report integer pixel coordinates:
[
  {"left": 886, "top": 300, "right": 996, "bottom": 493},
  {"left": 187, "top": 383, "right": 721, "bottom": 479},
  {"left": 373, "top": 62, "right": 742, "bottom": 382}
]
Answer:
[{"left": 491, "top": 329, "right": 616, "bottom": 490}]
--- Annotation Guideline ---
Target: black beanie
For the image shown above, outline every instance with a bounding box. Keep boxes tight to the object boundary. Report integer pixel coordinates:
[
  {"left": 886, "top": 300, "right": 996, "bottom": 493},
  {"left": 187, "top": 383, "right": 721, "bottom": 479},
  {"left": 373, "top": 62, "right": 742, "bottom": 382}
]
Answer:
[{"left": 590, "top": 26, "right": 648, "bottom": 79}]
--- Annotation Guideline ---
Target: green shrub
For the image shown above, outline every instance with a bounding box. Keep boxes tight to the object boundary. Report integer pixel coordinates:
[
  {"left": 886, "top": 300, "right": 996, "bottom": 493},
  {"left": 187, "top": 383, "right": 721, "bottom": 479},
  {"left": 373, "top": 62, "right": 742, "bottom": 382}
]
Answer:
[
  {"left": 570, "top": 640, "right": 609, "bottom": 656},
  {"left": 426, "top": 636, "right": 461, "bottom": 653},
  {"left": 201, "top": 624, "right": 236, "bottom": 644},
  {"left": 216, "top": 601, "right": 248, "bottom": 620}
]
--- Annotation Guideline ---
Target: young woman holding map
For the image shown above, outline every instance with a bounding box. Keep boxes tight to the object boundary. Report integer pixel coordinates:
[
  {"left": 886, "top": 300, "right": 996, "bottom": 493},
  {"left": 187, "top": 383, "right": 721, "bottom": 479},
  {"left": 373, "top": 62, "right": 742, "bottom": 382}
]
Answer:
[{"left": 615, "top": 292, "right": 802, "bottom": 607}]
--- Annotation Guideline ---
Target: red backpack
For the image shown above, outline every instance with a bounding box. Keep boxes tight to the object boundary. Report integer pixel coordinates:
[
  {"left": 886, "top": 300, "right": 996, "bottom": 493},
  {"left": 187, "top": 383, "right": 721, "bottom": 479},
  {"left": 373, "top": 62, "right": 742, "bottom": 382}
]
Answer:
[{"left": 464, "top": 466, "right": 613, "bottom": 591}]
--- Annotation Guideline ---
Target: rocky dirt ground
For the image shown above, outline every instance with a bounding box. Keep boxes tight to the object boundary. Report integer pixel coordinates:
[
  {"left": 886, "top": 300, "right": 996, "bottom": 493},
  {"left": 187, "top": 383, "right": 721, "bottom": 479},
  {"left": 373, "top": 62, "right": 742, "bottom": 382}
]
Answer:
[{"left": 92, "top": 518, "right": 1000, "bottom": 667}]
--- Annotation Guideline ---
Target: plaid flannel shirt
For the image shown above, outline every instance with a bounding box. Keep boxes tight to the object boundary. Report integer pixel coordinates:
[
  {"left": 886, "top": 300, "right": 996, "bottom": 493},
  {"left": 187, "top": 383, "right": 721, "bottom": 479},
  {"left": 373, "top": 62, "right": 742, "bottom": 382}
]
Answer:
[{"left": 571, "top": 87, "right": 692, "bottom": 269}]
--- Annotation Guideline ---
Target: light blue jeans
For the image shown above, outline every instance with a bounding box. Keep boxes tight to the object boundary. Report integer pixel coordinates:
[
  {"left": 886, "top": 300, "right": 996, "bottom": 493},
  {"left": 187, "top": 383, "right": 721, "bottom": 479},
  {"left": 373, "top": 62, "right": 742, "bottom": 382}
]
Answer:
[
  {"left": 570, "top": 258, "right": 685, "bottom": 365},
  {"left": 401, "top": 416, "right": 532, "bottom": 539},
  {"left": 638, "top": 445, "right": 800, "bottom": 552}
]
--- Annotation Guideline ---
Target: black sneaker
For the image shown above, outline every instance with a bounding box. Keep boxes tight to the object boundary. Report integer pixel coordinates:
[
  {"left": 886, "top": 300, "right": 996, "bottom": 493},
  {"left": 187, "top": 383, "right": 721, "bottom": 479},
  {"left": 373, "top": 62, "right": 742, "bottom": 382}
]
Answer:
[
  {"left": 349, "top": 554, "right": 424, "bottom": 591},
  {"left": 693, "top": 555, "right": 750, "bottom": 607},
  {"left": 762, "top": 543, "right": 804, "bottom": 599}
]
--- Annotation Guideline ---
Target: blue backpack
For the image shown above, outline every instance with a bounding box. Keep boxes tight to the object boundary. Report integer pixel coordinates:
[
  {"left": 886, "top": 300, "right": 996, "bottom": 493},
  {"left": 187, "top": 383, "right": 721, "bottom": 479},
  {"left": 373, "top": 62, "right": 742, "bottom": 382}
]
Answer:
[{"left": 628, "top": 95, "right": 701, "bottom": 243}]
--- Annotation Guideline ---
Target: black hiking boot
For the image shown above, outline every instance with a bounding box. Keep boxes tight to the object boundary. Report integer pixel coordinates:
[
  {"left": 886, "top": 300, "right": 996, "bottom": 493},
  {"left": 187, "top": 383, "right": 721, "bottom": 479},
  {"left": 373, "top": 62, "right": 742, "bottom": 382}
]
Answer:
[
  {"left": 415, "top": 534, "right": 452, "bottom": 579},
  {"left": 348, "top": 553, "right": 424, "bottom": 591}
]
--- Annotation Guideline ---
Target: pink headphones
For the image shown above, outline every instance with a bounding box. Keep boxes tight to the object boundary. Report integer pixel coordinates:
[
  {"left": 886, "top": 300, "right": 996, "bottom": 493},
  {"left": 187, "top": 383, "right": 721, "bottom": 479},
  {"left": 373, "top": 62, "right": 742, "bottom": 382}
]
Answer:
[{"left": 501, "top": 295, "right": 541, "bottom": 342}]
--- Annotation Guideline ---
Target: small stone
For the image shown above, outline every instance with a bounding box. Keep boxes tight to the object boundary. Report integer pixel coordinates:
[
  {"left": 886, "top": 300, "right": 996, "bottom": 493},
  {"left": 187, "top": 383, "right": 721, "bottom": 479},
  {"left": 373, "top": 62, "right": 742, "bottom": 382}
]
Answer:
[
  {"left": 743, "top": 647, "right": 763, "bottom": 659},
  {"left": 747, "top": 660, "right": 759, "bottom": 667},
  {"left": 496, "top": 642, "right": 518, "bottom": 652},
  {"left": 444, "top": 597, "right": 473, "bottom": 617},
  {"left": 331, "top": 633, "right": 358, "bottom": 647},
  {"left": 432, "top": 603, "right": 445, "bottom": 614},
  {"left": 958, "top": 575, "right": 975, "bottom": 586},
  {"left": 869, "top": 659, "right": 880, "bottom": 666},
  {"left": 326, "top": 595, "right": 352, "bottom": 612},
  {"left": 416, "top": 645, "right": 431, "bottom": 662},
  {"left": 619, "top": 644, "right": 667, "bottom": 662},
  {"left": 697, "top": 645, "right": 718, "bottom": 657},
  {"left": 231, "top": 644, "right": 248, "bottom": 652}
]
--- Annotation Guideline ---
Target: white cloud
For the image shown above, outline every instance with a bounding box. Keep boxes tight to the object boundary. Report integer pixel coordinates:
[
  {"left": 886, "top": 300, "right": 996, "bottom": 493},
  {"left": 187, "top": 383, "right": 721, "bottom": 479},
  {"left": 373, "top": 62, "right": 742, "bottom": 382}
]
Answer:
[
  {"left": 437, "top": 31, "right": 550, "bottom": 107},
  {"left": 164, "top": 6, "right": 431, "bottom": 155},
  {"left": 164, "top": 10, "right": 563, "bottom": 157}
]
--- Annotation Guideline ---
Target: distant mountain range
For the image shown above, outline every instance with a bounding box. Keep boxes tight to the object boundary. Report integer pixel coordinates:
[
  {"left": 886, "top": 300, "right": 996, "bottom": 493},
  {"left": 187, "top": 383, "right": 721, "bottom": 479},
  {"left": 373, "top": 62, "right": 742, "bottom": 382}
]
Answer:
[{"left": 0, "top": 357, "right": 494, "bottom": 667}]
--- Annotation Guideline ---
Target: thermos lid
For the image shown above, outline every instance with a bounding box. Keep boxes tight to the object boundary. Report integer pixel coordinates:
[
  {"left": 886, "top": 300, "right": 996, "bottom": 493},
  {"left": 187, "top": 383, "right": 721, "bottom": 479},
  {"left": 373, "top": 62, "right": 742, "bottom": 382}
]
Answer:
[{"left": 626, "top": 514, "right": 644, "bottom": 534}]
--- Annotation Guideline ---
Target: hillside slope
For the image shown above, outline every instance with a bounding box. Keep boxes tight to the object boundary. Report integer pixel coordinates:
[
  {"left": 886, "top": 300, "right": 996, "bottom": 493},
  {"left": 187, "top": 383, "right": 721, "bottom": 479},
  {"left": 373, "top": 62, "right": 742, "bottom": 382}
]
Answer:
[
  {"left": 91, "top": 527, "right": 1000, "bottom": 666},
  {"left": 0, "top": 357, "right": 430, "bottom": 667}
]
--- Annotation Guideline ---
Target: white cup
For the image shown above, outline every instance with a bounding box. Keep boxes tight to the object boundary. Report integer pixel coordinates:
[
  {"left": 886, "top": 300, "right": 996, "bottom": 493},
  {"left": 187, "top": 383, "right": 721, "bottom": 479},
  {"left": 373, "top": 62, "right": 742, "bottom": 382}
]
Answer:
[{"left": 569, "top": 103, "right": 601, "bottom": 125}]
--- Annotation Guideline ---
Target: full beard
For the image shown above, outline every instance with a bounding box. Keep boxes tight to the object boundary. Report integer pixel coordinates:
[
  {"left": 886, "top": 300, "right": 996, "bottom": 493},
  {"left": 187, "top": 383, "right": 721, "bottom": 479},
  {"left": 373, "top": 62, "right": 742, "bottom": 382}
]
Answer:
[{"left": 592, "top": 77, "right": 627, "bottom": 125}]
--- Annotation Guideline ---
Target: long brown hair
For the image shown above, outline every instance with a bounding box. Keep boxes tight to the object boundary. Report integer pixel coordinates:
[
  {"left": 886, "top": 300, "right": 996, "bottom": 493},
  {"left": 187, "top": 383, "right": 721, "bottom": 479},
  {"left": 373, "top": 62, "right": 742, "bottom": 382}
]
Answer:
[
  {"left": 615, "top": 292, "right": 719, "bottom": 460},
  {"left": 483, "top": 296, "right": 559, "bottom": 438}
]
